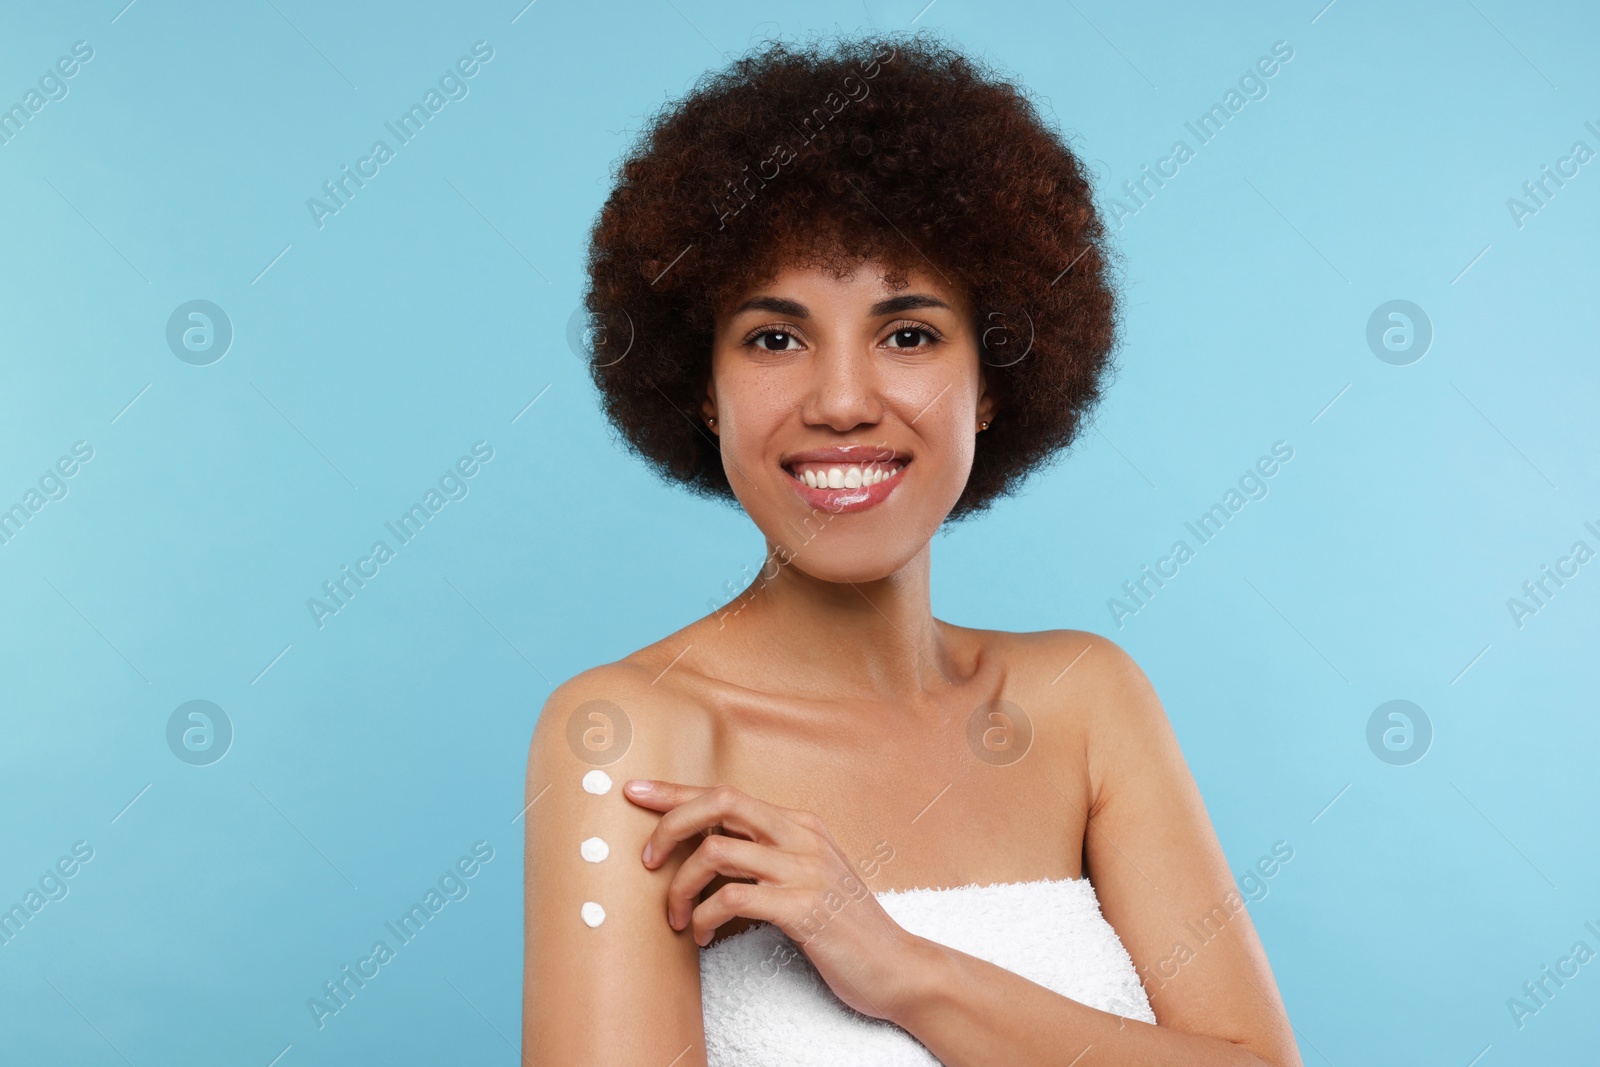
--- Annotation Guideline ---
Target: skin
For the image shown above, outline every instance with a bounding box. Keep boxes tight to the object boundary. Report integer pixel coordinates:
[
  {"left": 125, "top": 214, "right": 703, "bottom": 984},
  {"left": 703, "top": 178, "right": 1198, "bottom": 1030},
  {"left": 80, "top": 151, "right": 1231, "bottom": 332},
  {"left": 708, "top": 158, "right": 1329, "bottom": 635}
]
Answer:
[{"left": 522, "top": 259, "right": 1303, "bottom": 1066}]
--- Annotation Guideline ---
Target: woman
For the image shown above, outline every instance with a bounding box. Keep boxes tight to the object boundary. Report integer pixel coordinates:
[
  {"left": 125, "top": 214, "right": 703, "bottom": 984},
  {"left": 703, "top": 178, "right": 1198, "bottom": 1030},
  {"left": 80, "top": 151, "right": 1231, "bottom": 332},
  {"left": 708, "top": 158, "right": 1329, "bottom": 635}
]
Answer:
[{"left": 523, "top": 34, "right": 1301, "bottom": 1066}]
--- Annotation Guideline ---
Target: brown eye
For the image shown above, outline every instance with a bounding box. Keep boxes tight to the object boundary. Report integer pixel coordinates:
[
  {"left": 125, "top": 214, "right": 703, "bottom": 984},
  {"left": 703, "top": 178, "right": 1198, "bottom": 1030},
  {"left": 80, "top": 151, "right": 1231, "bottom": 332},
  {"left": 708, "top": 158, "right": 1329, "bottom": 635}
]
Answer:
[
  {"left": 887, "top": 327, "right": 932, "bottom": 348},
  {"left": 754, "top": 330, "right": 799, "bottom": 351}
]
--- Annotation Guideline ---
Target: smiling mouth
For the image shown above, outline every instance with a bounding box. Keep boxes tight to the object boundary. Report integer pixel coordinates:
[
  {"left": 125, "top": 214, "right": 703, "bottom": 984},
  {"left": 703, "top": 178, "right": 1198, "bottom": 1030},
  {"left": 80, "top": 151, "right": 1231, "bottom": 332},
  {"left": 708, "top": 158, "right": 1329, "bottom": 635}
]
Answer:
[
  {"left": 783, "top": 459, "right": 907, "bottom": 490},
  {"left": 779, "top": 458, "right": 911, "bottom": 513}
]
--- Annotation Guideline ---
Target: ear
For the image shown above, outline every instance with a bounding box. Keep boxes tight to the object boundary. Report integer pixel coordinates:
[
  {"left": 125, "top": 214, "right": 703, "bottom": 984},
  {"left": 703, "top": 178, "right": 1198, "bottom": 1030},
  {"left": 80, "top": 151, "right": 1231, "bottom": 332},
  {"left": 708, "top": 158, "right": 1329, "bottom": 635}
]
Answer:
[
  {"left": 976, "top": 369, "right": 998, "bottom": 428},
  {"left": 699, "top": 378, "right": 719, "bottom": 432}
]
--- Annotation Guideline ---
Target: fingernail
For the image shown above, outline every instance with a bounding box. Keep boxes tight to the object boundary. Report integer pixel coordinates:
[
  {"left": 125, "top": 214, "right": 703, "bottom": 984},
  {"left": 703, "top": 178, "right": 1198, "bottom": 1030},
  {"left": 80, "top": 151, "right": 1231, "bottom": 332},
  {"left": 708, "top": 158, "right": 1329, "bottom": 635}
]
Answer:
[
  {"left": 642, "top": 842, "right": 655, "bottom": 865},
  {"left": 625, "top": 780, "right": 651, "bottom": 796}
]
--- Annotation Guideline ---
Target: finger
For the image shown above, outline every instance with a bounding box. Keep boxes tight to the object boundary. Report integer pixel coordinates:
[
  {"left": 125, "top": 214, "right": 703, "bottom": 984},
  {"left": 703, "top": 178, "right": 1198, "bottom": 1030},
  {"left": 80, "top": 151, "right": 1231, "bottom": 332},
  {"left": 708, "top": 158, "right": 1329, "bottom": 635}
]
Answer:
[
  {"left": 690, "top": 882, "right": 802, "bottom": 947},
  {"left": 639, "top": 784, "right": 801, "bottom": 870},
  {"left": 625, "top": 779, "right": 820, "bottom": 840},
  {"left": 665, "top": 835, "right": 796, "bottom": 931},
  {"left": 621, "top": 778, "right": 713, "bottom": 813}
]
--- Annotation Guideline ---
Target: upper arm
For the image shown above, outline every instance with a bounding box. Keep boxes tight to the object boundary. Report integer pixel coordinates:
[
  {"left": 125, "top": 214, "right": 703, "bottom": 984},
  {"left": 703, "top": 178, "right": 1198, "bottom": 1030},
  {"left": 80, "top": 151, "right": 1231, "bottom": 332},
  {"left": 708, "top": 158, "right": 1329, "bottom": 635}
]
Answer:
[
  {"left": 521, "top": 666, "right": 710, "bottom": 1066},
  {"left": 1075, "top": 633, "right": 1301, "bottom": 1067}
]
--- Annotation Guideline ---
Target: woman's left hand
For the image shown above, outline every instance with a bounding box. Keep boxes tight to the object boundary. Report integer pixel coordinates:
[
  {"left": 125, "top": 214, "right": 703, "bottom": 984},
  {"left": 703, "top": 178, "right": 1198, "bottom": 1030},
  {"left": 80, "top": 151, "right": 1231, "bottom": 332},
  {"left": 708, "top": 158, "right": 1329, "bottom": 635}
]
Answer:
[{"left": 623, "top": 778, "right": 922, "bottom": 1021}]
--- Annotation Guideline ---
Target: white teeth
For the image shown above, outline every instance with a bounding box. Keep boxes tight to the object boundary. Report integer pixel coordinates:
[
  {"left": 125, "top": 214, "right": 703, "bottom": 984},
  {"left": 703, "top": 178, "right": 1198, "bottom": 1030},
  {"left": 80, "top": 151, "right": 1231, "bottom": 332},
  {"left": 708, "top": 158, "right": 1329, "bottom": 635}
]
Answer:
[{"left": 790, "top": 462, "right": 905, "bottom": 489}]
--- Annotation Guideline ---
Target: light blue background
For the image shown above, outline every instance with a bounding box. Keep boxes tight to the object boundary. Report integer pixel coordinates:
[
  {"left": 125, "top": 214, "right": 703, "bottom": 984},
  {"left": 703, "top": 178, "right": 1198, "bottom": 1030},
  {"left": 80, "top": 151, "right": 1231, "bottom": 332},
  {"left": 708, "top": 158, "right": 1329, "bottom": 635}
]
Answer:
[{"left": 2, "top": 0, "right": 1596, "bottom": 1063}]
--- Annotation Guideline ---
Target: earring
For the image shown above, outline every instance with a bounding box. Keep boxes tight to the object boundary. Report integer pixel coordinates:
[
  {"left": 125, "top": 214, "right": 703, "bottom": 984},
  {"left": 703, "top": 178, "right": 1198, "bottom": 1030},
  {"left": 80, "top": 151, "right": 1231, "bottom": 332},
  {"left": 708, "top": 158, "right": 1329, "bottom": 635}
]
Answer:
[
  {"left": 979, "top": 420, "right": 990, "bottom": 431},
  {"left": 707, "top": 417, "right": 717, "bottom": 429}
]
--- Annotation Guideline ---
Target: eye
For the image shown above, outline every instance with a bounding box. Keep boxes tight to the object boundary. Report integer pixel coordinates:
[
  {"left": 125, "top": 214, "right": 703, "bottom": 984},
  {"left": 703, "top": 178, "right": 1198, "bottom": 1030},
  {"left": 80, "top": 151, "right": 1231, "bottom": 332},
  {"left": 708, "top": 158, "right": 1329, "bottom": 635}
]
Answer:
[
  {"left": 747, "top": 328, "right": 802, "bottom": 351},
  {"left": 883, "top": 324, "right": 940, "bottom": 349}
]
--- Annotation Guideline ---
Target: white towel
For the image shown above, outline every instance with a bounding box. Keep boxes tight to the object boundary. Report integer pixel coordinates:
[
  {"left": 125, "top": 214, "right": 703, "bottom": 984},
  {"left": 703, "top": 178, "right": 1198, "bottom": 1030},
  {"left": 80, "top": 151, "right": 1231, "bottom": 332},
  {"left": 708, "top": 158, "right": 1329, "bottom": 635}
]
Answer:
[{"left": 700, "top": 876, "right": 1156, "bottom": 1066}]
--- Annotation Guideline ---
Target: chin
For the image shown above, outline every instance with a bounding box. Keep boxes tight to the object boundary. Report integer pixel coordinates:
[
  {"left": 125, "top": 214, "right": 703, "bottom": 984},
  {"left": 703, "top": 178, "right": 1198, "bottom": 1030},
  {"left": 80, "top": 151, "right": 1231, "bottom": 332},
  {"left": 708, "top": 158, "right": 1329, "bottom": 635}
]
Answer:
[
  {"left": 730, "top": 450, "right": 968, "bottom": 581},
  {"left": 757, "top": 499, "right": 954, "bottom": 585},
  {"left": 781, "top": 538, "right": 923, "bottom": 585}
]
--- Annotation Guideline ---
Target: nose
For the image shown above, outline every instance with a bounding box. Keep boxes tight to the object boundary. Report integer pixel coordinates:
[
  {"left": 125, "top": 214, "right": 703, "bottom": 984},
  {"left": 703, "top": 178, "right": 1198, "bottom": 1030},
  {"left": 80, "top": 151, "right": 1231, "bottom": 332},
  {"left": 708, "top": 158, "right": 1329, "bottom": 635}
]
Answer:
[{"left": 801, "top": 340, "right": 883, "bottom": 432}]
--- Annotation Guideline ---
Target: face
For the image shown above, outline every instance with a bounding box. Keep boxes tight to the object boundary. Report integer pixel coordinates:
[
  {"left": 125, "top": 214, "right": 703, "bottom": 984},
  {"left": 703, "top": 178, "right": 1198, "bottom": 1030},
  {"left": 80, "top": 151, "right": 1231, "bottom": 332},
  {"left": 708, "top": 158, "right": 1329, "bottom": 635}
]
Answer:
[{"left": 701, "top": 259, "right": 997, "bottom": 583}]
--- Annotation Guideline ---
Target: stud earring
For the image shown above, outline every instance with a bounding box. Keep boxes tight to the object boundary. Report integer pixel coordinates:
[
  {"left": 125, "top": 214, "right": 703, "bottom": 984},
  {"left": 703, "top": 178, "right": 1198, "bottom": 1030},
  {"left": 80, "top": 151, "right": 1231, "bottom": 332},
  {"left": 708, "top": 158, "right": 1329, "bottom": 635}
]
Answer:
[
  {"left": 708, "top": 417, "right": 717, "bottom": 429},
  {"left": 979, "top": 420, "right": 990, "bottom": 431}
]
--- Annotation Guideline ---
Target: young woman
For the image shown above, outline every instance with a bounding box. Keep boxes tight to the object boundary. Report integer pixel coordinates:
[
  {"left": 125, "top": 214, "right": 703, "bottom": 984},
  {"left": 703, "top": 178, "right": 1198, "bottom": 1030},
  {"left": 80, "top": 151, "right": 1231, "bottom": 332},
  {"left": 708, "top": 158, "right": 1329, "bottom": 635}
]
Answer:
[{"left": 523, "top": 35, "right": 1301, "bottom": 1067}]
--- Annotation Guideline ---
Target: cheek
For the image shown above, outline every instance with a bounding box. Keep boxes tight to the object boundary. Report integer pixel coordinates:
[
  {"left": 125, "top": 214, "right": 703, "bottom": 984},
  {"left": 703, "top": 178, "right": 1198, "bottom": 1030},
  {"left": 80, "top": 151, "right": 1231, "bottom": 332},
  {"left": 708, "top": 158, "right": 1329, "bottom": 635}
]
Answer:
[
  {"left": 930, "top": 423, "right": 977, "bottom": 493},
  {"left": 715, "top": 392, "right": 789, "bottom": 499},
  {"left": 893, "top": 378, "right": 978, "bottom": 476}
]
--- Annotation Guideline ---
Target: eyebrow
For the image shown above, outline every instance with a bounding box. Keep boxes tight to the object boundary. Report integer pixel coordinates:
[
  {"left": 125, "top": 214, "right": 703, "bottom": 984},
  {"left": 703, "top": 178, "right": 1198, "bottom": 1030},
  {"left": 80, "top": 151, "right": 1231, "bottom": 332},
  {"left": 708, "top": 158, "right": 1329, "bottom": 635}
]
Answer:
[
  {"left": 733, "top": 296, "right": 809, "bottom": 318},
  {"left": 729, "top": 293, "right": 952, "bottom": 318}
]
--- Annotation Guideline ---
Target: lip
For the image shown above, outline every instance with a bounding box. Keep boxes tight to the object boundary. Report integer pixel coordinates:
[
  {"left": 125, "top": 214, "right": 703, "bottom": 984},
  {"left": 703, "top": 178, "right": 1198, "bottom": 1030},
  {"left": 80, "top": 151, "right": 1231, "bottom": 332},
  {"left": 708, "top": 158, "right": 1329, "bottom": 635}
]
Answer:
[
  {"left": 781, "top": 445, "right": 911, "bottom": 514},
  {"left": 780, "top": 444, "right": 908, "bottom": 466}
]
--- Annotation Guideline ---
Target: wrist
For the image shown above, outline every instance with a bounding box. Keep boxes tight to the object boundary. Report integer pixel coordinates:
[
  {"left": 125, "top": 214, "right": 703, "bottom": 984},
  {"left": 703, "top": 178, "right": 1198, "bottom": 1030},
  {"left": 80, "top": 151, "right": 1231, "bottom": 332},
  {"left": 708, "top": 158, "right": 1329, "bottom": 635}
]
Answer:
[{"left": 883, "top": 932, "right": 958, "bottom": 1028}]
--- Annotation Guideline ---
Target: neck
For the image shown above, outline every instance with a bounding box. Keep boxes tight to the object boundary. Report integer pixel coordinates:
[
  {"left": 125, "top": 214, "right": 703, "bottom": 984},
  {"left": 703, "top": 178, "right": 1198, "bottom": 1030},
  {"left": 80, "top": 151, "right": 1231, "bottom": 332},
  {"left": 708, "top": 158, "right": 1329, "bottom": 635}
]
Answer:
[{"left": 715, "top": 540, "right": 957, "bottom": 701}]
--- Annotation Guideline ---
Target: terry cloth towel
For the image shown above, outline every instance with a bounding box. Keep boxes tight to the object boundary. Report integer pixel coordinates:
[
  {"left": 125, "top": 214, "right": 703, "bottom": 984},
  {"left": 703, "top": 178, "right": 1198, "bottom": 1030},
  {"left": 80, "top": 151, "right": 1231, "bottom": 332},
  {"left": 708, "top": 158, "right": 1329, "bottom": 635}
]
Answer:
[{"left": 700, "top": 875, "right": 1156, "bottom": 1066}]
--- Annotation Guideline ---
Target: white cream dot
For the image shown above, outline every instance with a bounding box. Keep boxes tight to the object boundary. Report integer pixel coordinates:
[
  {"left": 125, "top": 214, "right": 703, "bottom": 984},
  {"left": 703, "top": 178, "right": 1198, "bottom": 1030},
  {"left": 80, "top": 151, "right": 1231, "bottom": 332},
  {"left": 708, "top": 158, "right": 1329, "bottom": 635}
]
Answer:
[
  {"left": 581, "top": 770, "right": 612, "bottom": 795},
  {"left": 581, "top": 901, "right": 606, "bottom": 927},
  {"left": 580, "top": 837, "right": 610, "bottom": 863}
]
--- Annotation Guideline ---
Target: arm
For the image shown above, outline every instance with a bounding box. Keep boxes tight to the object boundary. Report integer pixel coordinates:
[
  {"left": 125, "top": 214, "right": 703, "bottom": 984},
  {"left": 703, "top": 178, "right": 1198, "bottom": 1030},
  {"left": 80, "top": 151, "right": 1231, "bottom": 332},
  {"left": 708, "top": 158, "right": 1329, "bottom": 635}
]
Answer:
[
  {"left": 882, "top": 633, "right": 1302, "bottom": 1066},
  {"left": 521, "top": 666, "right": 712, "bottom": 1066}
]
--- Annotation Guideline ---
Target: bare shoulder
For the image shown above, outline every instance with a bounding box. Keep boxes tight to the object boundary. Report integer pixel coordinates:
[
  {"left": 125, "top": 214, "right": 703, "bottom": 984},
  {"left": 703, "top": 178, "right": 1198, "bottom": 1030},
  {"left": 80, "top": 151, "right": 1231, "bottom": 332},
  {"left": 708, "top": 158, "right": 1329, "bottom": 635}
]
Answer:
[
  {"left": 528, "top": 656, "right": 712, "bottom": 777},
  {"left": 969, "top": 626, "right": 1165, "bottom": 723},
  {"left": 522, "top": 656, "right": 715, "bottom": 1063},
  {"left": 965, "top": 625, "right": 1177, "bottom": 797},
  {"left": 1007, "top": 626, "right": 1153, "bottom": 684},
  {"left": 1015, "top": 626, "right": 1165, "bottom": 710},
  {"left": 1027, "top": 629, "right": 1174, "bottom": 782},
  {"left": 527, "top": 615, "right": 723, "bottom": 772}
]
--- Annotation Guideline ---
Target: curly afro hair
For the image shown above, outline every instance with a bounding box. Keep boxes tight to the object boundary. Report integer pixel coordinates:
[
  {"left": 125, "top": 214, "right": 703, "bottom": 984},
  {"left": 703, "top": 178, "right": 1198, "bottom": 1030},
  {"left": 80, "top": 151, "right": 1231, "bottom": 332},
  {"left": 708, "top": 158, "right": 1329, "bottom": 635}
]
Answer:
[{"left": 582, "top": 33, "right": 1119, "bottom": 520}]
